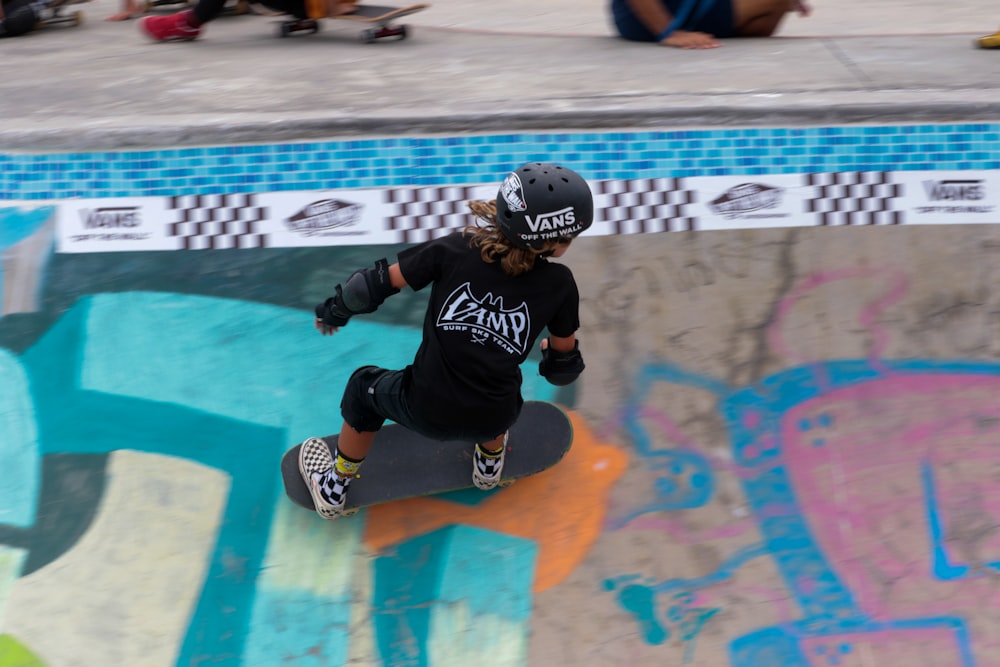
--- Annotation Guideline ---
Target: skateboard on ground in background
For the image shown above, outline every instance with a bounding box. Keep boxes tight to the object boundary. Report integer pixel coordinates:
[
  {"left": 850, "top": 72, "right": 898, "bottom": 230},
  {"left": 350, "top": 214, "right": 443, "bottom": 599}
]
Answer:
[
  {"left": 277, "top": 3, "right": 428, "bottom": 42},
  {"left": 37, "top": 0, "right": 92, "bottom": 28}
]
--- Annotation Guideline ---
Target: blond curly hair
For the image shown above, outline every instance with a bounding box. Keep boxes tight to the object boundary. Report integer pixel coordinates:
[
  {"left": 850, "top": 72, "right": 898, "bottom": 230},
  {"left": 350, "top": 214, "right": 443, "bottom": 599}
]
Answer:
[{"left": 463, "top": 200, "right": 560, "bottom": 277}]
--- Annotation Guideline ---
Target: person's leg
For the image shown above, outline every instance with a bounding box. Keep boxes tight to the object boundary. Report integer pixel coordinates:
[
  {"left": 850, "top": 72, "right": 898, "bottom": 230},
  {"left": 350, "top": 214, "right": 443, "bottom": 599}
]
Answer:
[
  {"left": 323, "top": 0, "right": 354, "bottom": 17},
  {"left": 301, "top": 423, "right": 370, "bottom": 516},
  {"left": 138, "top": 0, "right": 226, "bottom": 40},
  {"left": 188, "top": 0, "right": 228, "bottom": 24},
  {"left": 0, "top": 0, "right": 40, "bottom": 37},
  {"left": 258, "top": 0, "right": 303, "bottom": 17},
  {"left": 300, "top": 367, "right": 397, "bottom": 518},
  {"left": 106, "top": 0, "right": 147, "bottom": 21},
  {"left": 730, "top": 0, "right": 796, "bottom": 37},
  {"left": 472, "top": 431, "right": 509, "bottom": 490}
]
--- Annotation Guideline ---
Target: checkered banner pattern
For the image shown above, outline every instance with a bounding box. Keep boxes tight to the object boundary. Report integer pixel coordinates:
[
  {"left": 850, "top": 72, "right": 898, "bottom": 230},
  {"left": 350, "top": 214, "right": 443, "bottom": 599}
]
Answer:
[
  {"left": 805, "top": 172, "right": 903, "bottom": 226},
  {"left": 167, "top": 194, "right": 269, "bottom": 249},
  {"left": 383, "top": 185, "right": 487, "bottom": 243},
  {"left": 593, "top": 178, "right": 696, "bottom": 234}
]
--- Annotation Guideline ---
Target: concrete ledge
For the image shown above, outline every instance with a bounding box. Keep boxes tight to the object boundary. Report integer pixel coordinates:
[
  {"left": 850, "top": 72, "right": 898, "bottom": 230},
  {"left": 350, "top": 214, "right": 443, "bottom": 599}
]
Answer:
[{"left": 5, "top": 97, "right": 1000, "bottom": 150}]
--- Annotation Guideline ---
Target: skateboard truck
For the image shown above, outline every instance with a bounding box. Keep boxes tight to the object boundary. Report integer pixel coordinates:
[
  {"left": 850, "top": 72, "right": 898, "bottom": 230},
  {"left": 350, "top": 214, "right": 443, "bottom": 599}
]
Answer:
[
  {"left": 278, "top": 18, "right": 320, "bottom": 36},
  {"left": 278, "top": 17, "right": 408, "bottom": 41},
  {"left": 360, "top": 23, "right": 406, "bottom": 42}
]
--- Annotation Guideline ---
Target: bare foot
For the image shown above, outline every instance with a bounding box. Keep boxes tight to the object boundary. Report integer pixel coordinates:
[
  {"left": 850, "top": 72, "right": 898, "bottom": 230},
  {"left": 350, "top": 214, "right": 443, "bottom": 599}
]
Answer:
[
  {"left": 105, "top": 0, "right": 145, "bottom": 19},
  {"left": 329, "top": 1, "right": 357, "bottom": 15},
  {"left": 662, "top": 29, "right": 721, "bottom": 49}
]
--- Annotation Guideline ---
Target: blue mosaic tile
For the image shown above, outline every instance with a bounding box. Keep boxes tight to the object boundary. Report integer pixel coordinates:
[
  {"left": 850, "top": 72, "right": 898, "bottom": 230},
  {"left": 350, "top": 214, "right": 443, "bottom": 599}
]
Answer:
[{"left": 2, "top": 123, "right": 999, "bottom": 199}]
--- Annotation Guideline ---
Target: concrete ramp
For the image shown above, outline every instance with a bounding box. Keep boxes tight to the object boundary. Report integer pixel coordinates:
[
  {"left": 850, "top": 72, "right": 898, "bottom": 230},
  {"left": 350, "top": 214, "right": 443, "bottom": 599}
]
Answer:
[{"left": 1, "top": 225, "right": 1000, "bottom": 665}]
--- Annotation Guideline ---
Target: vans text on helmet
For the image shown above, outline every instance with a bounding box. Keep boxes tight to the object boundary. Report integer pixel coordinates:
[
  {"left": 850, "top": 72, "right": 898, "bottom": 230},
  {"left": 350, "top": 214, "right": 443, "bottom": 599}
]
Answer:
[{"left": 496, "top": 163, "right": 594, "bottom": 251}]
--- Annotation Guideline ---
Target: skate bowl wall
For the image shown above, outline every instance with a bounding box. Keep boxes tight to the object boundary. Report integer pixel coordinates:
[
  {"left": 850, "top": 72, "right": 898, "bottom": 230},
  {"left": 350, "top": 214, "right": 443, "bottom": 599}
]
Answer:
[{"left": 2, "top": 125, "right": 1000, "bottom": 667}]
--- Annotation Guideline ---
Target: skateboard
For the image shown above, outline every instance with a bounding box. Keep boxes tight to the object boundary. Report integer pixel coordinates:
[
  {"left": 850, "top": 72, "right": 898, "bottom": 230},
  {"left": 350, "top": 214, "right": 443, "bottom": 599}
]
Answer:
[
  {"left": 37, "top": 0, "right": 91, "bottom": 28},
  {"left": 277, "top": 3, "right": 429, "bottom": 42},
  {"left": 280, "top": 400, "right": 573, "bottom": 515}
]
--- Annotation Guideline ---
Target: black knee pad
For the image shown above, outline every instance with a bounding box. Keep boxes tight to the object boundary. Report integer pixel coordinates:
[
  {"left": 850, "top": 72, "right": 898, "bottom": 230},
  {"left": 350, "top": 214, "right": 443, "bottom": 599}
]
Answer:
[
  {"left": 0, "top": 4, "right": 39, "bottom": 36},
  {"left": 340, "top": 366, "right": 387, "bottom": 432}
]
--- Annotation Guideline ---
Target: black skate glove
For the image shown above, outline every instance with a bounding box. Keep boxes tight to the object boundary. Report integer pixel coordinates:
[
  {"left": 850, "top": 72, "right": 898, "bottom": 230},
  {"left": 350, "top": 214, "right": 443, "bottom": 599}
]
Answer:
[
  {"left": 315, "top": 285, "right": 354, "bottom": 328},
  {"left": 539, "top": 339, "right": 585, "bottom": 386}
]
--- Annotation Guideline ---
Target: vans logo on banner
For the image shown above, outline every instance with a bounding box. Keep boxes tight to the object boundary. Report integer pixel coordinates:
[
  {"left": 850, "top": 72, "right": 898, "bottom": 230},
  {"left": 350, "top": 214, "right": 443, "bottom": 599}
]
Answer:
[
  {"left": 81, "top": 206, "right": 142, "bottom": 228},
  {"left": 922, "top": 179, "right": 985, "bottom": 201},
  {"left": 918, "top": 179, "right": 993, "bottom": 214},
  {"left": 436, "top": 282, "right": 530, "bottom": 356},
  {"left": 71, "top": 206, "right": 151, "bottom": 242},
  {"left": 709, "top": 183, "right": 786, "bottom": 219},
  {"left": 285, "top": 199, "right": 364, "bottom": 235}
]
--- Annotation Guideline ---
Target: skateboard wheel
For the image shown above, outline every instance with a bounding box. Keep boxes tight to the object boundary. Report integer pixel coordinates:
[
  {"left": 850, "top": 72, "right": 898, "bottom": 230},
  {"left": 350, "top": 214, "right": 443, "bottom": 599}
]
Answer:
[
  {"left": 397, "top": 24, "right": 407, "bottom": 39},
  {"left": 360, "top": 27, "right": 376, "bottom": 43},
  {"left": 73, "top": 9, "right": 84, "bottom": 24},
  {"left": 341, "top": 507, "right": 360, "bottom": 517},
  {"left": 279, "top": 19, "right": 317, "bottom": 36}
]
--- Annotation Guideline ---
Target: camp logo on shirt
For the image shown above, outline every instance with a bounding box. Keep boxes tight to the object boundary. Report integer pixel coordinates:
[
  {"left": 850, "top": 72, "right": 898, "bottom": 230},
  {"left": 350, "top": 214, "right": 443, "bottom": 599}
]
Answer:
[{"left": 436, "top": 282, "right": 531, "bottom": 355}]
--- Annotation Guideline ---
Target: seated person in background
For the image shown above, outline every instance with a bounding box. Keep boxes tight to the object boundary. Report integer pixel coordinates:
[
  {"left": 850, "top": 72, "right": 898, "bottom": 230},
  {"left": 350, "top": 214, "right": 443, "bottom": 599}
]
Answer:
[
  {"left": 0, "top": 0, "right": 42, "bottom": 37},
  {"left": 137, "top": 0, "right": 351, "bottom": 39},
  {"left": 611, "top": 0, "right": 810, "bottom": 49}
]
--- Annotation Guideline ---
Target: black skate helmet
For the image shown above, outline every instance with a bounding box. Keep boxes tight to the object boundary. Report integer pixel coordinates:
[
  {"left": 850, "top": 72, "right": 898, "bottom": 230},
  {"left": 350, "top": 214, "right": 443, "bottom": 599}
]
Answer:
[{"left": 496, "top": 163, "right": 594, "bottom": 251}]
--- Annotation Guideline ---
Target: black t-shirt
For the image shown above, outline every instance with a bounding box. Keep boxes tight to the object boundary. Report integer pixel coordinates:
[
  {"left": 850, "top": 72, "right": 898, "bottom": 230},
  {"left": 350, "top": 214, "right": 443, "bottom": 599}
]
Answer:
[{"left": 397, "top": 232, "right": 579, "bottom": 435}]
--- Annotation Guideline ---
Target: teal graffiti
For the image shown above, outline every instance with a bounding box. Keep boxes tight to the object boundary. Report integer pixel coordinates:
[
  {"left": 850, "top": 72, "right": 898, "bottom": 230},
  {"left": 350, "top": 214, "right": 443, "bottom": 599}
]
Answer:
[{"left": 604, "top": 577, "right": 721, "bottom": 662}]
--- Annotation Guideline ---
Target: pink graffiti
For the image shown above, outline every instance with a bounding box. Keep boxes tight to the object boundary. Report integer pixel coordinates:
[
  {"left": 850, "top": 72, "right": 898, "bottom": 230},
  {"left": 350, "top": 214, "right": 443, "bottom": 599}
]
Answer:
[
  {"left": 779, "top": 372, "right": 1000, "bottom": 626},
  {"left": 767, "top": 267, "right": 909, "bottom": 382}
]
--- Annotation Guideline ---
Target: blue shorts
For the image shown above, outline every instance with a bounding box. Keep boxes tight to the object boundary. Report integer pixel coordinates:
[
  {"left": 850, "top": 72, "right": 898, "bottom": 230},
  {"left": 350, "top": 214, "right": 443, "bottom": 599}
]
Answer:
[{"left": 611, "top": 0, "right": 735, "bottom": 41}]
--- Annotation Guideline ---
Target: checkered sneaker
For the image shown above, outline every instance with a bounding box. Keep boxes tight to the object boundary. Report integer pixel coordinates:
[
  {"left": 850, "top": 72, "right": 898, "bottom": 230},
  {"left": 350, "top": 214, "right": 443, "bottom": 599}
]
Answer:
[
  {"left": 298, "top": 437, "right": 346, "bottom": 520},
  {"left": 472, "top": 432, "right": 508, "bottom": 491}
]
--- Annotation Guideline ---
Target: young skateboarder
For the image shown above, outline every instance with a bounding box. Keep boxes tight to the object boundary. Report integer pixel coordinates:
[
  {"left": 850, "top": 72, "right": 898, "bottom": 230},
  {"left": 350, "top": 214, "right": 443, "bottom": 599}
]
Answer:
[{"left": 299, "top": 162, "right": 592, "bottom": 519}]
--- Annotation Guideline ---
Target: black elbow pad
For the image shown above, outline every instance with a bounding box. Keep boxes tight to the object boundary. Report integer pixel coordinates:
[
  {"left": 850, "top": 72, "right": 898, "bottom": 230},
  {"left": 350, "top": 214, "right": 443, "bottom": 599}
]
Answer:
[
  {"left": 341, "top": 258, "right": 399, "bottom": 314},
  {"left": 538, "top": 340, "right": 585, "bottom": 386}
]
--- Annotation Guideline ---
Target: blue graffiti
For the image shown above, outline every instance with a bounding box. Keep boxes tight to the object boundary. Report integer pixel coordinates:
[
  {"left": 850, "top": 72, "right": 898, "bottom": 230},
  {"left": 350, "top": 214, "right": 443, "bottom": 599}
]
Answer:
[
  {"left": 603, "top": 577, "right": 721, "bottom": 661},
  {"left": 613, "top": 358, "right": 998, "bottom": 665}
]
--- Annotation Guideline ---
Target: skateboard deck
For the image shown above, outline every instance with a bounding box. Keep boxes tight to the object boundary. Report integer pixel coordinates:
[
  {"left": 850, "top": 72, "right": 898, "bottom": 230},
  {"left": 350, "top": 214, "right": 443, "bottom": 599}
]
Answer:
[
  {"left": 331, "top": 3, "right": 426, "bottom": 23},
  {"left": 277, "top": 2, "right": 428, "bottom": 41},
  {"left": 281, "top": 400, "right": 572, "bottom": 514},
  {"left": 38, "top": 0, "right": 91, "bottom": 28}
]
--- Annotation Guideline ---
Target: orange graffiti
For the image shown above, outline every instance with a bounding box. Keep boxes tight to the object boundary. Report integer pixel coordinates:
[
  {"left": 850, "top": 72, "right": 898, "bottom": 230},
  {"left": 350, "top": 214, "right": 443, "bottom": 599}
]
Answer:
[{"left": 363, "top": 409, "right": 628, "bottom": 592}]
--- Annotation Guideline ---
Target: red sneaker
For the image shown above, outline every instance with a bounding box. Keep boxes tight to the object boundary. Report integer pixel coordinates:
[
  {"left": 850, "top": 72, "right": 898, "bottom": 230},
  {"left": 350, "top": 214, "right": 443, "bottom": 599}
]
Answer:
[{"left": 138, "top": 10, "right": 201, "bottom": 41}]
